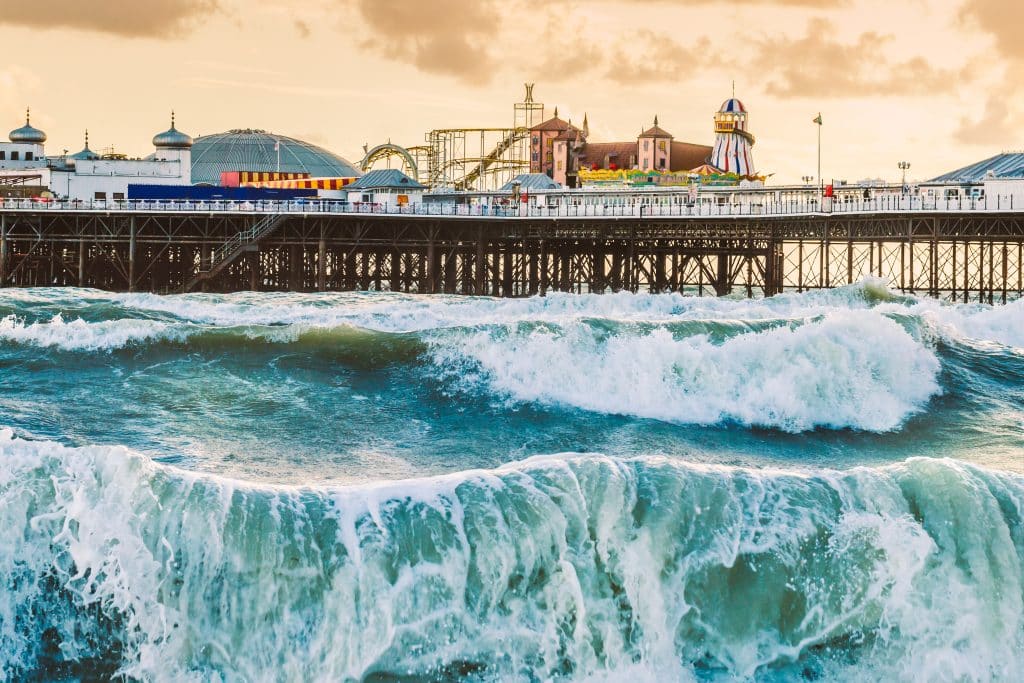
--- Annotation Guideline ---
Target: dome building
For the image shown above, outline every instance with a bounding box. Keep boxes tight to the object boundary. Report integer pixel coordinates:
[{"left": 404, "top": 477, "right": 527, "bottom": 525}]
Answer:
[
  {"left": 68, "top": 130, "right": 101, "bottom": 162},
  {"left": 1, "top": 108, "right": 47, "bottom": 169},
  {"left": 9, "top": 108, "right": 46, "bottom": 144},
  {"left": 189, "top": 129, "right": 360, "bottom": 185}
]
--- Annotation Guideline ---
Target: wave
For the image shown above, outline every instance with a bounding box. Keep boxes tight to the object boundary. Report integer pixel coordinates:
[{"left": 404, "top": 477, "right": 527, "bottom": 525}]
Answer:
[
  {"left": 430, "top": 310, "right": 941, "bottom": 432},
  {"left": 1, "top": 430, "right": 1021, "bottom": 681}
]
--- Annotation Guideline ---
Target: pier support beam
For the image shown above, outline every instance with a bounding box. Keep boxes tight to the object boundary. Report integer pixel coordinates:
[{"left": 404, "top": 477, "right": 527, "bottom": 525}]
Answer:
[
  {"left": 78, "top": 239, "right": 86, "bottom": 287},
  {"left": 0, "top": 214, "right": 7, "bottom": 286},
  {"left": 715, "top": 253, "right": 732, "bottom": 296},
  {"left": 318, "top": 238, "right": 327, "bottom": 292},
  {"left": 248, "top": 250, "right": 260, "bottom": 291},
  {"left": 128, "top": 217, "right": 136, "bottom": 291}
]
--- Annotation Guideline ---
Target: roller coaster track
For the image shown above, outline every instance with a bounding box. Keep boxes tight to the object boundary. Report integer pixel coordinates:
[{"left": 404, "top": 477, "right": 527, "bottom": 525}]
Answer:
[{"left": 457, "top": 128, "right": 529, "bottom": 189}]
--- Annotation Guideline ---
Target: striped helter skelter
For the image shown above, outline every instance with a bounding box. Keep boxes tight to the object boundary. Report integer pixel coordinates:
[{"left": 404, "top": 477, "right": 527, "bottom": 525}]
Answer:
[{"left": 711, "top": 98, "right": 756, "bottom": 177}]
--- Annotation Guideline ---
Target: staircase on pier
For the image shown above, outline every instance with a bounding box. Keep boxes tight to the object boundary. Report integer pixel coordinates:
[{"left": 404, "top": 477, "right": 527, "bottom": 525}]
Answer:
[{"left": 183, "top": 213, "right": 288, "bottom": 292}]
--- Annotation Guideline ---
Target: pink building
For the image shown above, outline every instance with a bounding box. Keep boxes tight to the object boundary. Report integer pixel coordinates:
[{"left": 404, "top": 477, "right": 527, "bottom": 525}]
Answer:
[{"left": 531, "top": 111, "right": 711, "bottom": 187}]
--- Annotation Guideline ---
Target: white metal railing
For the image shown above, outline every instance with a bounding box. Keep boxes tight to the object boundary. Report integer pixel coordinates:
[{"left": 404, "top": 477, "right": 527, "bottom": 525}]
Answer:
[{"left": 0, "top": 194, "right": 1017, "bottom": 218}]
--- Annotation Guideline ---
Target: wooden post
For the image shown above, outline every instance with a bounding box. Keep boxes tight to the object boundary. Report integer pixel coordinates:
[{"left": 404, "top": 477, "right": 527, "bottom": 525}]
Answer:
[
  {"left": 318, "top": 238, "right": 327, "bottom": 292},
  {"left": 128, "top": 217, "right": 136, "bottom": 292},
  {"left": 715, "top": 253, "right": 731, "bottom": 296},
  {"left": 426, "top": 240, "right": 438, "bottom": 294},
  {"left": 248, "top": 250, "right": 259, "bottom": 291},
  {"left": 0, "top": 213, "right": 7, "bottom": 286},
  {"left": 78, "top": 238, "right": 86, "bottom": 287},
  {"left": 539, "top": 239, "right": 548, "bottom": 296},
  {"left": 475, "top": 227, "right": 486, "bottom": 295}
]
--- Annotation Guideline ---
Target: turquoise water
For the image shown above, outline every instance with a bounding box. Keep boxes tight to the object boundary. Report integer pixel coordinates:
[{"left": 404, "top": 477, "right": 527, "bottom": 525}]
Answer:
[{"left": 1, "top": 281, "right": 1022, "bottom": 680}]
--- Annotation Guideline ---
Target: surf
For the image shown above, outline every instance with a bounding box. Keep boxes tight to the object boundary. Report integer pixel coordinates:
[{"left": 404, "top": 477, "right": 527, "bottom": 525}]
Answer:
[{"left": 1, "top": 430, "right": 1021, "bottom": 681}]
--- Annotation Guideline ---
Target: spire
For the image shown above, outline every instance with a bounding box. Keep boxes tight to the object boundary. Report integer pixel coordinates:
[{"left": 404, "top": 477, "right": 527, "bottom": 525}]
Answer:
[
  {"left": 732, "top": 80, "right": 735, "bottom": 98},
  {"left": 84, "top": 129, "right": 89, "bottom": 148},
  {"left": 171, "top": 110, "right": 176, "bottom": 129},
  {"left": 25, "top": 107, "right": 30, "bottom": 125},
  {"left": 582, "top": 113, "right": 589, "bottom": 138},
  {"left": 554, "top": 106, "right": 559, "bottom": 119},
  {"left": 654, "top": 115, "right": 659, "bottom": 126}
]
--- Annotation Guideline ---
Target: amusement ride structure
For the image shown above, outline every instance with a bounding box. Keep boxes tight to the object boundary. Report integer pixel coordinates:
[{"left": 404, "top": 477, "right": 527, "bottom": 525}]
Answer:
[{"left": 358, "top": 85, "right": 544, "bottom": 191}]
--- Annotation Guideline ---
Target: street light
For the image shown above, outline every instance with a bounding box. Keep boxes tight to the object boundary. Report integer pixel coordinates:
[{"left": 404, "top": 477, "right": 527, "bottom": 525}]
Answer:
[
  {"left": 898, "top": 161, "right": 911, "bottom": 190},
  {"left": 801, "top": 175, "right": 814, "bottom": 185}
]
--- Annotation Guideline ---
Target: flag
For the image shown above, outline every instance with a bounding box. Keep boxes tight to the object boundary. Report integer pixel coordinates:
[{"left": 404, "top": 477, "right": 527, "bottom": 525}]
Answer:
[{"left": 813, "top": 114, "right": 823, "bottom": 125}]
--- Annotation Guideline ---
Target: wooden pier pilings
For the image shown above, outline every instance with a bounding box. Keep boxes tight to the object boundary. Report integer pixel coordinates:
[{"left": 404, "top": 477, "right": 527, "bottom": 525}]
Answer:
[{"left": 1, "top": 210, "right": 1022, "bottom": 302}]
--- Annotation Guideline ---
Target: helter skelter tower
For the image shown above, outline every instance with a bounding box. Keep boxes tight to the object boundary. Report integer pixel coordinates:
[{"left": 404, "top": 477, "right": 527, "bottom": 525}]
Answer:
[{"left": 710, "top": 94, "right": 756, "bottom": 177}]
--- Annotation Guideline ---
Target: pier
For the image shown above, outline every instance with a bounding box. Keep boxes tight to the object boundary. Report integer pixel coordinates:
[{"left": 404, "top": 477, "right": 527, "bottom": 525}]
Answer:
[{"left": 1, "top": 200, "right": 1023, "bottom": 302}]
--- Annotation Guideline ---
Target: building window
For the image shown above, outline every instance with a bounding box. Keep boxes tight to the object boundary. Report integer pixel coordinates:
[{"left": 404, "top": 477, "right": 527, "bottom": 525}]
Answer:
[
  {"left": 532, "top": 152, "right": 538, "bottom": 161},
  {"left": 643, "top": 140, "right": 649, "bottom": 150},
  {"left": 10, "top": 152, "right": 18, "bottom": 161},
  {"left": 532, "top": 136, "right": 539, "bottom": 145},
  {"left": 94, "top": 191, "right": 106, "bottom": 200},
  {"left": 0, "top": 151, "right": 5, "bottom": 160},
  {"left": 113, "top": 192, "right": 125, "bottom": 200},
  {"left": 659, "top": 157, "right": 666, "bottom": 169},
  {"left": 26, "top": 152, "right": 33, "bottom": 160}
]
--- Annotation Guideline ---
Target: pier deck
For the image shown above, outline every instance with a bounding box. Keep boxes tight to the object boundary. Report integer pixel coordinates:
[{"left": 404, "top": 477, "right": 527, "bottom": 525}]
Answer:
[{"left": 1, "top": 203, "right": 1022, "bottom": 302}]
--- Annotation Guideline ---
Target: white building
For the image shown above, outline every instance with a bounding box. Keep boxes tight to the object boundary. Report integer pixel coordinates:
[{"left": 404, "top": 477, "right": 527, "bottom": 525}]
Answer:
[
  {"left": 0, "top": 111, "right": 191, "bottom": 201},
  {"left": 346, "top": 169, "right": 426, "bottom": 209}
]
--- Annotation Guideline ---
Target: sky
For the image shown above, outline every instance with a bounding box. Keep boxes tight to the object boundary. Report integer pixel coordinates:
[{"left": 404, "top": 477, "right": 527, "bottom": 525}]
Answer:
[{"left": 0, "top": 0, "right": 1018, "bottom": 184}]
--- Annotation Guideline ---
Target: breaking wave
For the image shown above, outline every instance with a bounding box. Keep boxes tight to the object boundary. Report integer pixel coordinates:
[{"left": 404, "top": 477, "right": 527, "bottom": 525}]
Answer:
[{"left": 1, "top": 430, "right": 1021, "bottom": 681}]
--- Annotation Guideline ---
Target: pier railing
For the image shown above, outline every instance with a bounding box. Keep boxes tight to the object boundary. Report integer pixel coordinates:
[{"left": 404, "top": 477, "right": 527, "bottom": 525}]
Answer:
[{"left": 0, "top": 193, "right": 1017, "bottom": 218}]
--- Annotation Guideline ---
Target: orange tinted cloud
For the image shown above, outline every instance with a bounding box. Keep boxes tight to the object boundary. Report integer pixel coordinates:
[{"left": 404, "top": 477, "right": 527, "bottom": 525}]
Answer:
[
  {"left": 757, "top": 18, "right": 960, "bottom": 97},
  {"left": 348, "top": 0, "right": 498, "bottom": 84},
  {"left": 0, "top": 0, "right": 220, "bottom": 38},
  {"left": 960, "top": 0, "right": 1024, "bottom": 61}
]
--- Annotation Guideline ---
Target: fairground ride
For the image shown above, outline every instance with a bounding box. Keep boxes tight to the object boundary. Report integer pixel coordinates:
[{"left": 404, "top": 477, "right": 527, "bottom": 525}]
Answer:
[{"left": 358, "top": 85, "right": 546, "bottom": 192}]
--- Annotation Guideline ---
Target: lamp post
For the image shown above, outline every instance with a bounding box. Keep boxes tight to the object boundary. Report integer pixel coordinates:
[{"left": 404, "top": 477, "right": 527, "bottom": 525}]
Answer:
[
  {"left": 813, "top": 113, "right": 823, "bottom": 195},
  {"left": 801, "top": 175, "right": 814, "bottom": 186},
  {"left": 898, "top": 161, "right": 910, "bottom": 191}
]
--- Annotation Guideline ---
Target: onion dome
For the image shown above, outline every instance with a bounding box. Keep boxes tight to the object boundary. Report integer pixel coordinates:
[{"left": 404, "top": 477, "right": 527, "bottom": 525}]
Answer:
[
  {"left": 69, "top": 130, "right": 100, "bottom": 161},
  {"left": 152, "top": 112, "right": 193, "bottom": 149},
  {"left": 719, "top": 98, "right": 747, "bottom": 114},
  {"left": 9, "top": 107, "right": 47, "bottom": 144}
]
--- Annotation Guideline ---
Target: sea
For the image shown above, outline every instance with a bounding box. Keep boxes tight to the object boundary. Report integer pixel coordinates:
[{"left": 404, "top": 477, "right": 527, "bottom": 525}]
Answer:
[{"left": 0, "top": 280, "right": 1021, "bottom": 682}]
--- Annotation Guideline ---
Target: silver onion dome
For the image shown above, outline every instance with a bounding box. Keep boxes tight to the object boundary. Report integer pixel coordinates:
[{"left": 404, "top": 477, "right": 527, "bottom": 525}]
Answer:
[
  {"left": 9, "top": 108, "right": 47, "bottom": 144},
  {"left": 152, "top": 112, "right": 193, "bottom": 149}
]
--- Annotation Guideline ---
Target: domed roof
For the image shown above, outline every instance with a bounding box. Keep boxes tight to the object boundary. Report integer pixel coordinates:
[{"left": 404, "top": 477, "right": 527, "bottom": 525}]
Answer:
[
  {"left": 719, "top": 98, "right": 747, "bottom": 114},
  {"left": 9, "top": 108, "right": 46, "bottom": 144},
  {"left": 189, "top": 129, "right": 361, "bottom": 184},
  {"left": 153, "top": 112, "right": 193, "bottom": 149},
  {"left": 69, "top": 130, "right": 100, "bottom": 161}
]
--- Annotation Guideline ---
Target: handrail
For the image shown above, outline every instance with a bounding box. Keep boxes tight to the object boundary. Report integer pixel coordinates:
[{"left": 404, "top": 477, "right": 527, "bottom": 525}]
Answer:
[{"left": 0, "top": 193, "right": 1016, "bottom": 219}]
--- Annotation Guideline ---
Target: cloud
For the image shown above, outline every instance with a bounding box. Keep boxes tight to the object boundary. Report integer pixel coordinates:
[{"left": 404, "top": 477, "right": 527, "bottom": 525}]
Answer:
[
  {"left": 954, "top": 94, "right": 1014, "bottom": 146},
  {"left": 604, "top": 34, "right": 711, "bottom": 85},
  {"left": 0, "top": 0, "right": 220, "bottom": 38},
  {"left": 960, "top": 0, "right": 1024, "bottom": 62},
  {"left": 346, "top": 0, "right": 498, "bottom": 84},
  {"left": 755, "top": 18, "right": 961, "bottom": 97}
]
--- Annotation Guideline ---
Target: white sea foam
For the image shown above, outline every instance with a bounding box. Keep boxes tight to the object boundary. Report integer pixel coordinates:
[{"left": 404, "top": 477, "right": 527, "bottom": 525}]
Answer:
[
  {"left": 0, "top": 313, "right": 184, "bottom": 351},
  {"left": 430, "top": 309, "right": 941, "bottom": 432},
  {"left": 0, "top": 430, "right": 1021, "bottom": 681},
  {"left": 4, "top": 281, "right": 1024, "bottom": 360}
]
